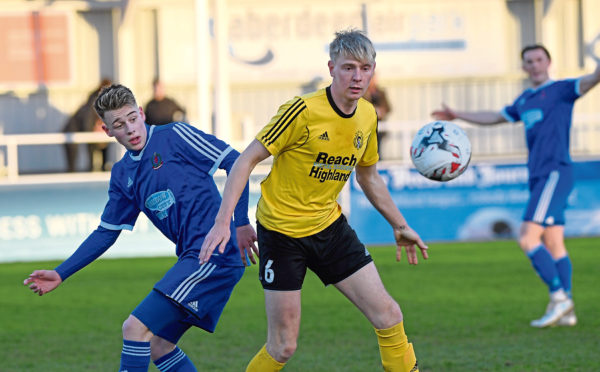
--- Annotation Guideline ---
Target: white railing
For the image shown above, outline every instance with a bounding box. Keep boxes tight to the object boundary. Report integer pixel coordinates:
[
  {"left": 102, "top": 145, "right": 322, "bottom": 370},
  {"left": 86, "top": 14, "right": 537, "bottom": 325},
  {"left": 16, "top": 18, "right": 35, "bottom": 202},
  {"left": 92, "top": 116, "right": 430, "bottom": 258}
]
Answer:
[
  {"left": 2, "top": 117, "right": 600, "bottom": 183},
  {"left": 0, "top": 132, "right": 118, "bottom": 182}
]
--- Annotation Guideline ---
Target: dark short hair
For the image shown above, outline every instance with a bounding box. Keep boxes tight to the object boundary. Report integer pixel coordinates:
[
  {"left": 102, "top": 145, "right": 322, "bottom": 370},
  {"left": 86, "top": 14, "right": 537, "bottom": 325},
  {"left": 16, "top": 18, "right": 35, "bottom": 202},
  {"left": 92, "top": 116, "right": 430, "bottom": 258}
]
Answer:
[{"left": 521, "top": 44, "right": 551, "bottom": 61}]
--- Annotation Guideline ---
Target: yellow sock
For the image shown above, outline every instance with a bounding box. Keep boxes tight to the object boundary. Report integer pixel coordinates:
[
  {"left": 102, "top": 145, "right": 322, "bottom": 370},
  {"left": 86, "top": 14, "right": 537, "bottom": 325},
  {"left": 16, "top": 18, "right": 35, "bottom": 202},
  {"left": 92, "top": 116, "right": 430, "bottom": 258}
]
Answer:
[
  {"left": 245, "top": 344, "right": 286, "bottom": 372},
  {"left": 375, "top": 321, "right": 419, "bottom": 372}
]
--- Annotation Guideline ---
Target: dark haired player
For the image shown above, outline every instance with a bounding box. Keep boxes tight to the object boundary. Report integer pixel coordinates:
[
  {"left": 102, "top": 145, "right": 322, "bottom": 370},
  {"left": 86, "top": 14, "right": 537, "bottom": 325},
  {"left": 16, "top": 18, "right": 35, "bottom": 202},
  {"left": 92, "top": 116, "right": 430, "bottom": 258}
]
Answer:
[
  {"left": 433, "top": 43, "right": 600, "bottom": 327},
  {"left": 25, "top": 84, "right": 258, "bottom": 371}
]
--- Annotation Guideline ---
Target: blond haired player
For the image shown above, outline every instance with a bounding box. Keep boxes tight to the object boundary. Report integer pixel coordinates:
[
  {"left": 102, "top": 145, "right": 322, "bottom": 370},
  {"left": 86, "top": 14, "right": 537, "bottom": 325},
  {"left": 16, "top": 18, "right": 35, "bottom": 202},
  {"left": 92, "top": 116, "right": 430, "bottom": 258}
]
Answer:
[{"left": 201, "top": 29, "right": 428, "bottom": 372}]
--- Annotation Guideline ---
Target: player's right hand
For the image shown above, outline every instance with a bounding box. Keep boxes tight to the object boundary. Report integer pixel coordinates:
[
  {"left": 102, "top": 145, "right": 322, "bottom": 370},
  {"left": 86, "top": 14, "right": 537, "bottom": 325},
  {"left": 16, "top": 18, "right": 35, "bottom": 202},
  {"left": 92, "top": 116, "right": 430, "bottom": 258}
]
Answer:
[
  {"left": 23, "top": 270, "right": 62, "bottom": 296},
  {"left": 394, "top": 225, "right": 429, "bottom": 265},
  {"left": 431, "top": 103, "right": 457, "bottom": 121},
  {"left": 199, "top": 222, "right": 231, "bottom": 264}
]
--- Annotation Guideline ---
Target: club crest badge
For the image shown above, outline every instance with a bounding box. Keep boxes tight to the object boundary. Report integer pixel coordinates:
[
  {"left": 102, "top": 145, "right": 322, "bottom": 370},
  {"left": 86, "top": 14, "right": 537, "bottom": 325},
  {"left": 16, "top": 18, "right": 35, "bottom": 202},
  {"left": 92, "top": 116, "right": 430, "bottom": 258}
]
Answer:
[
  {"left": 353, "top": 130, "right": 364, "bottom": 150},
  {"left": 151, "top": 152, "right": 163, "bottom": 170}
]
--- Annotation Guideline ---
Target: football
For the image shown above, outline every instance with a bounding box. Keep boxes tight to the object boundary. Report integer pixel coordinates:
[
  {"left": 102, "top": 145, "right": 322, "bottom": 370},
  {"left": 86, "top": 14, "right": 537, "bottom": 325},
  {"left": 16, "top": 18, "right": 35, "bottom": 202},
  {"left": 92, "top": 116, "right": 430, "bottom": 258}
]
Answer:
[{"left": 410, "top": 120, "right": 471, "bottom": 181}]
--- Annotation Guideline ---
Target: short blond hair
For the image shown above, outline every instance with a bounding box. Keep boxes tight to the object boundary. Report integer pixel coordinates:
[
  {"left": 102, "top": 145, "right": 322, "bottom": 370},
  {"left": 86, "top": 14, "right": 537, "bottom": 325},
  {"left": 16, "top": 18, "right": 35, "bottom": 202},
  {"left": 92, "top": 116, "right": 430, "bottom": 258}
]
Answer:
[
  {"left": 94, "top": 84, "right": 138, "bottom": 120},
  {"left": 329, "top": 29, "right": 376, "bottom": 64}
]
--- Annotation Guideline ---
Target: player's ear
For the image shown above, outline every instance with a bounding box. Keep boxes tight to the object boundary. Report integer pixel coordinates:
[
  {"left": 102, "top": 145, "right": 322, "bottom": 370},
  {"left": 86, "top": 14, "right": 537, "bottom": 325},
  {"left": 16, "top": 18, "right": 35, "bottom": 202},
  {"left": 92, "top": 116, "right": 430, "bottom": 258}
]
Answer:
[
  {"left": 101, "top": 123, "right": 111, "bottom": 136},
  {"left": 139, "top": 106, "right": 146, "bottom": 122},
  {"left": 328, "top": 60, "right": 334, "bottom": 77}
]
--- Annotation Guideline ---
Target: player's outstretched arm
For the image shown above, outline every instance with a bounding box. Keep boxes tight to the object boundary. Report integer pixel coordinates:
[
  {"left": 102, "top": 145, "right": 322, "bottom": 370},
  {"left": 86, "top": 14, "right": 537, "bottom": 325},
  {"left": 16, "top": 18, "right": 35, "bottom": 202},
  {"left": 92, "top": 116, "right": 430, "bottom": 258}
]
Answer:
[
  {"left": 236, "top": 224, "right": 258, "bottom": 265},
  {"left": 432, "top": 103, "right": 506, "bottom": 125},
  {"left": 199, "top": 140, "right": 270, "bottom": 264},
  {"left": 579, "top": 44, "right": 600, "bottom": 95},
  {"left": 23, "top": 270, "right": 63, "bottom": 296},
  {"left": 355, "top": 164, "right": 428, "bottom": 265}
]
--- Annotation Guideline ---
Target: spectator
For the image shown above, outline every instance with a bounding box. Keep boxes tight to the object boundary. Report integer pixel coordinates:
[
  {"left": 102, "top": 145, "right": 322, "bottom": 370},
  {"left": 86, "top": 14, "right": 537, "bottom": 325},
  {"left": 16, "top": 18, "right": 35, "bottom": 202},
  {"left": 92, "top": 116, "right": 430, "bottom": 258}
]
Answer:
[
  {"left": 62, "top": 78, "right": 112, "bottom": 172},
  {"left": 145, "top": 78, "right": 186, "bottom": 125},
  {"left": 363, "top": 73, "right": 392, "bottom": 155}
]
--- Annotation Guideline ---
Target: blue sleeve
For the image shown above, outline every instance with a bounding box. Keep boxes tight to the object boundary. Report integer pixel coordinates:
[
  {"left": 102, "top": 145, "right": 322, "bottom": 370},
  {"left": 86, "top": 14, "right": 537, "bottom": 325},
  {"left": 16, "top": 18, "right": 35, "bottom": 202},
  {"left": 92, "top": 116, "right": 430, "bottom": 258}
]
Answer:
[
  {"left": 54, "top": 226, "right": 121, "bottom": 281},
  {"left": 100, "top": 163, "right": 140, "bottom": 230},
  {"left": 170, "top": 122, "right": 235, "bottom": 176},
  {"left": 559, "top": 79, "right": 580, "bottom": 101},
  {"left": 502, "top": 96, "right": 521, "bottom": 123},
  {"left": 220, "top": 148, "right": 250, "bottom": 227}
]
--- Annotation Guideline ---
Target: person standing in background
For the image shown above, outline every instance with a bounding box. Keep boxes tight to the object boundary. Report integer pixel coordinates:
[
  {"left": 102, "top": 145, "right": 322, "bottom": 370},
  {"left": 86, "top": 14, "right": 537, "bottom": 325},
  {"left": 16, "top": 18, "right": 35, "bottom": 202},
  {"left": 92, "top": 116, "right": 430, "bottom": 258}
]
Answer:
[
  {"left": 363, "top": 73, "right": 392, "bottom": 156},
  {"left": 145, "top": 78, "right": 187, "bottom": 125},
  {"left": 62, "top": 78, "right": 112, "bottom": 172}
]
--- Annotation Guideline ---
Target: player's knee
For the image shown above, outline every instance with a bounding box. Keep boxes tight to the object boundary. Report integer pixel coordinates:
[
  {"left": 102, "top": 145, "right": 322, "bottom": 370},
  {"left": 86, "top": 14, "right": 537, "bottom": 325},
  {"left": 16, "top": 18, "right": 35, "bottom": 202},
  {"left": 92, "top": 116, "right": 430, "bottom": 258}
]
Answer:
[
  {"left": 518, "top": 233, "right": 538, "bottom": 252},
  {"left": 122, "top": 315, "right": 152, "bottom": 341}
]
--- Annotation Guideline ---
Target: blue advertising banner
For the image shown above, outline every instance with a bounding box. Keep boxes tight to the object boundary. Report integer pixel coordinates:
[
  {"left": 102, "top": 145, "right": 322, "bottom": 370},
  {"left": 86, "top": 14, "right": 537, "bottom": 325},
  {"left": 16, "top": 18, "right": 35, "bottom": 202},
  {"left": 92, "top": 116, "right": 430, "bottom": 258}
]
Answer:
[
  {"left": 0, "top": 174, "right": 262, "bottom": 262},
  {"left": 348, "top": 161, "right": 600, "bottom": 244}
]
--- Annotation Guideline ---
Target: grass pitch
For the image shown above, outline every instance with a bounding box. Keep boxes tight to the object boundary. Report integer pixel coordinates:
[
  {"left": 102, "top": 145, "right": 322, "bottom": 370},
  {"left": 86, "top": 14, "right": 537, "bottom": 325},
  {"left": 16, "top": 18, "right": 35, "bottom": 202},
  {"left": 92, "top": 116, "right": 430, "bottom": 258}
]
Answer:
[{"left": 2, "top": 237, "right": 599, "bottom": 371}]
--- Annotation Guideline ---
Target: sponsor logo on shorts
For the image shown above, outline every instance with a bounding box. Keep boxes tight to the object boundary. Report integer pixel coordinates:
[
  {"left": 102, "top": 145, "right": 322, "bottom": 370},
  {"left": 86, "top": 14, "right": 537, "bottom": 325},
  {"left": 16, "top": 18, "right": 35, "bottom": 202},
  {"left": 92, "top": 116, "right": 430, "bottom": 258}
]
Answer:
[
  {"left": 309, "top": 152, "right": 356, "bottom": 183},
  {"left": 545, "top": 216, "right": 555, "bottom": 225},
  {"left": 188, "top": 300, "right": 199, "bottom": 312}
]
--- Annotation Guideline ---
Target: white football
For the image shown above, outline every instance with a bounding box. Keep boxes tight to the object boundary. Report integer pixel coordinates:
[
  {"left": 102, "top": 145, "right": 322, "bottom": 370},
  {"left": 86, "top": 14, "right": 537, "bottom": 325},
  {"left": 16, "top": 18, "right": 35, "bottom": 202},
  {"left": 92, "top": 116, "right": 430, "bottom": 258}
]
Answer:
[{"left": 410, "top": 121, "right": 471, "bottom": 181}]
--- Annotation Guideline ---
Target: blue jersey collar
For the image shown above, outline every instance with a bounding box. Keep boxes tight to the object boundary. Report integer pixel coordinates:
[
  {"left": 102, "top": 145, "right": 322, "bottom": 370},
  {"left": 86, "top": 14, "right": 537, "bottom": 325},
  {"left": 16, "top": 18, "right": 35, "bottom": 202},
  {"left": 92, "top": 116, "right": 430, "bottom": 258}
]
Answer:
[{"left": 527, "top": 79, "right": 555, "bottom": 93}]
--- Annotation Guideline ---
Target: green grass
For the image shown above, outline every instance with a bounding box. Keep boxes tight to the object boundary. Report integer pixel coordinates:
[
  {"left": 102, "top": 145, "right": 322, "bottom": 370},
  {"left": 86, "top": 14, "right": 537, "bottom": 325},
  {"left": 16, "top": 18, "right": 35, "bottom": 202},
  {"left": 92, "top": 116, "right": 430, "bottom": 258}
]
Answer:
[{"left": 2, "top": 237, "right": 599, "bottom": 371}]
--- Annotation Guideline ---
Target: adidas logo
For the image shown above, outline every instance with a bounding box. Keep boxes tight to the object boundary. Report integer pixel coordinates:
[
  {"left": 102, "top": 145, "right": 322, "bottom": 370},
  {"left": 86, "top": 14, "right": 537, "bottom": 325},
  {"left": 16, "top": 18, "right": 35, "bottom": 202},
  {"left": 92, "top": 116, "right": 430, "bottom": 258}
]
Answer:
[
  {"left": 127, "top": 177, "right": 133, "bottom": 188},
  {"left": 318, "top": 131, "right": 330, "bottom": 141},
  {"left": 188, "top": 301, "right": 198, "bottom": 312}
]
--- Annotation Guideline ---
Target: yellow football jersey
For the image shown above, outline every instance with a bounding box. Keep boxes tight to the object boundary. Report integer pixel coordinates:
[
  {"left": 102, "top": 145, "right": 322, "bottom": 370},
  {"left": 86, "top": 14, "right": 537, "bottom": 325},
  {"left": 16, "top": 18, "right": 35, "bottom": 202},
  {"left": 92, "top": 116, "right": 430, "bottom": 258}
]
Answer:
[{"left": 256, "top": 87, "right": 379, "bottom": 237}]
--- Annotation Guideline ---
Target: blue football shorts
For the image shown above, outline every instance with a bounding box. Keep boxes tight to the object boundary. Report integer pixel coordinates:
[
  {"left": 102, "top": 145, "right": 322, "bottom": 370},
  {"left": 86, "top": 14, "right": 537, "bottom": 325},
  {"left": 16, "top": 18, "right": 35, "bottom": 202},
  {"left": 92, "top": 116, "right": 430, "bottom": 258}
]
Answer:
[
  {"left": 523, "top": 167, "right": 574, "bottom": 226},
  {"left": 133, "top": 255, "right": 244, "bottom": 343}
]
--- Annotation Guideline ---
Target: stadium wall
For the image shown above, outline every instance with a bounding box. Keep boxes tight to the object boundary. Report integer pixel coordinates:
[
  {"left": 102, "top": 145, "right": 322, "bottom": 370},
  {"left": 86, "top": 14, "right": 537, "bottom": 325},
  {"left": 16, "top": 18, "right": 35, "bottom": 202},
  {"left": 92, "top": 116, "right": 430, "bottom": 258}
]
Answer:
[{"left": 2, "top": 0, "right": 600, "bottom": 173}]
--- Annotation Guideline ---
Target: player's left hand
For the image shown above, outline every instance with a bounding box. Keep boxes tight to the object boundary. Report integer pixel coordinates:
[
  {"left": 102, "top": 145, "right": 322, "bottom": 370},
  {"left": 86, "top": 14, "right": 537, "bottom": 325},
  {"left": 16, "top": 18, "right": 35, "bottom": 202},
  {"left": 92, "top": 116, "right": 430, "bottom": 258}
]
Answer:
[
  {"left": 394, "top": 225, "right": 429, "bottom": 265},
  {"left": 23, "top": 270, "right": 63, "bottom": 296},
  {"left": 236, "top": 224, "right": 259, "bottom": 266}
]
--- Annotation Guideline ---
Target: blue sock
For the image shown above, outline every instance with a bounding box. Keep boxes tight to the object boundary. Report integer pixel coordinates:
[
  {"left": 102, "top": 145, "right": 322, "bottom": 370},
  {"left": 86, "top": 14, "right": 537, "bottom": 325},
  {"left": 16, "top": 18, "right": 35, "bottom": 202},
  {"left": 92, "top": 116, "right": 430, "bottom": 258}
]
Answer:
[
  {"left": 555, "top": 255, "right": 572, "bottom": 298},
  {"left": 154, "top": 346, "right": 198, "bottom": 372},
  {"left": 526, "top": 245, "right": 562, "bottom": 292},
  {"left": 119, "top": 339, "right": 151, "bottom": 372}
]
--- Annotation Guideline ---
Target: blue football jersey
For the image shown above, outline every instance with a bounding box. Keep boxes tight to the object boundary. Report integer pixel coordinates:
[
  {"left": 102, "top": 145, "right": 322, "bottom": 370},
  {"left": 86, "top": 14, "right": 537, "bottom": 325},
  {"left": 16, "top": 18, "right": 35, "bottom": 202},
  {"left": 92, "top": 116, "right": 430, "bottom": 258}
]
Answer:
[
  {"left": 100, "top": 123, "right": 244, "bottom": 266},
  {"left": 501, "top": 79, "right": 581, "bottom": 178}
]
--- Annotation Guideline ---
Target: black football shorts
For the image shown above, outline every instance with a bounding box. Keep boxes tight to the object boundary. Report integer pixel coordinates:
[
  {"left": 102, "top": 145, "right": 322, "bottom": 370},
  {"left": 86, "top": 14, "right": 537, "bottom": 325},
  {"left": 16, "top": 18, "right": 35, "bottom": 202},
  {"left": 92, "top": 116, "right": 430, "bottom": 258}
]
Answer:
[{"left": 257, "top": 214, "right": 373, "bottom": 290}]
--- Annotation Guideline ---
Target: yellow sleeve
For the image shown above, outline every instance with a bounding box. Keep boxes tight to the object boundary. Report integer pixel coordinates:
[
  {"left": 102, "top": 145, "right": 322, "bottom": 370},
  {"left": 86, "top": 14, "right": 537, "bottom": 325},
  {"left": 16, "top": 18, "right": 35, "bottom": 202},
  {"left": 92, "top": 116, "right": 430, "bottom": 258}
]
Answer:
[
  {"left": 359, "top": 112, "right": 379, "bottom": 167},
  {"left": 256, "top": 96, "right": 308, "bottom": 156}
]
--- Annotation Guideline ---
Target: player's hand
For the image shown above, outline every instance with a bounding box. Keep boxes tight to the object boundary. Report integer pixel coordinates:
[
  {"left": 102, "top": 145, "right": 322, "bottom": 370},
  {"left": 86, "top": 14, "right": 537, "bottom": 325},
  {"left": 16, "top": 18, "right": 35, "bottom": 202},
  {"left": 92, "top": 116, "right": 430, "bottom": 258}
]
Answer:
[
  {"left": 23, "top": 270, "right": 62, "bottom": 296},
  {"left": 236, "top": 224, "right": 259, "bottom": 266},
  {"left": 394, "top": 226, "right": 428, "bottom": 265},
  {"left": 431, "top": 103, "right": 457, "bottom": 121},
  {"left": 199, "top": 222, "right": 231, "bottom": 264},
  {"left": 585, "top": 35, "right": 600, "bottom": 63}
]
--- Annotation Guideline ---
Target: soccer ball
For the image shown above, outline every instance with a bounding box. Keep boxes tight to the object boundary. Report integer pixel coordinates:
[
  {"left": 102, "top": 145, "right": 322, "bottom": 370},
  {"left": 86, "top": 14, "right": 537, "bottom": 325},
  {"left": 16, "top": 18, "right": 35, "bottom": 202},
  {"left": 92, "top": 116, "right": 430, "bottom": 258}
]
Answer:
[{"left": 410, "top": 121, "right": 471, "bottom": 181}]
